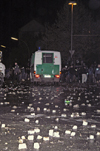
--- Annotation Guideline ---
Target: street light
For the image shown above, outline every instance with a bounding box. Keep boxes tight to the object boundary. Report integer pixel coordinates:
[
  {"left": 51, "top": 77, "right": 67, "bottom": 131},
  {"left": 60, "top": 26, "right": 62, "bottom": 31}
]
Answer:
[
  {"left": 11, "top": 37, "right": 18, "bottom": 41},
  {"left": 1, "top": 45, "right": 6, "bottom": 48},
  {"left": 68, "top": 1, "right": 77, "bottom": 63}
]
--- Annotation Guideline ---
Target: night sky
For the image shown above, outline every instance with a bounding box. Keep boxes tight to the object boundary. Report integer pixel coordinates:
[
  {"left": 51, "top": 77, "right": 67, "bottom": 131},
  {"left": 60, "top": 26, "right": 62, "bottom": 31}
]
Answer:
[{"left": 0, "top": 0, "right": 100, "bottom": 49}]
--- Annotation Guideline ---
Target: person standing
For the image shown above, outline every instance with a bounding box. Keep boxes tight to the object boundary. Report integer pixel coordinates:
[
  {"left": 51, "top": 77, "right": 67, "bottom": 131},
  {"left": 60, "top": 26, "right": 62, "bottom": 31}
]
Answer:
[
  {"left": 13, "top": 62, "right": 20, "bottom": 82},
  {"left": 81, "top": 66, "right": 88, "bottom": 83},
  {"left": 95, "top": 64, "right": 100, "bottom": 83},
  {"left": 68, "top": 65, "right": 76, "bottom": 83},
  {"left": 88, "top": 65, "right": 93, "bottom": 84}
]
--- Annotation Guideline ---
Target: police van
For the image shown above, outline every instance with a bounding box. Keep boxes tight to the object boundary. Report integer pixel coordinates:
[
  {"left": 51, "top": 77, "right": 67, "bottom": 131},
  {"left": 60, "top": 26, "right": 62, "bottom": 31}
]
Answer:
[{"left": 30, "top": 50, "right": 61, "bottom": 84}]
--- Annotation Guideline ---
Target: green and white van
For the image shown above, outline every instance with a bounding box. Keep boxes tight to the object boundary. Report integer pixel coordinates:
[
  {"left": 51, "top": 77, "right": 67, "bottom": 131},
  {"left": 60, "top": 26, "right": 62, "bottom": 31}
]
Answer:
[{"left": 30, "top": 50, "right": 61, "bottom": 84}]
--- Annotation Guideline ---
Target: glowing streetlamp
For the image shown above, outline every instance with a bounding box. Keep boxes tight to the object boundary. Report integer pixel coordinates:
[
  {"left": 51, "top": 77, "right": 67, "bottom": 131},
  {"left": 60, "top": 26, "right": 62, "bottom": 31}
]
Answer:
[
  {"left": 68, "top": 1, "right": 77, "bottom": 61},
  {"left": 11, "top": 37, "right": 18, "bottom": 41},
  {"left": 1, "top": 45, "right": 6, "bottom": 48}
]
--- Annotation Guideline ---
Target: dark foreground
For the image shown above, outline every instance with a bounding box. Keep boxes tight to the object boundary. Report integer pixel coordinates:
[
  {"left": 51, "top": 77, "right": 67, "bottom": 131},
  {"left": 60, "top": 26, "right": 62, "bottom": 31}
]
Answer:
[{"left": 0, "top": 81, "right": 100, "bottom": 151}]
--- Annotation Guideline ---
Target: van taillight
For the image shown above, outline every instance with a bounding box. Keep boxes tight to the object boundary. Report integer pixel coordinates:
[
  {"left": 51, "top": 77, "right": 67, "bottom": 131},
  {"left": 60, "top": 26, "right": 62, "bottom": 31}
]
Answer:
[
  {"left": 34, "top": 71, "right": 36, "bottom": 74},
  {"left": 55, "top": 75, "right": 60, "bottom": 78},
  {"left": 35, "top": 74, "right": 40, "bottom": 78}
]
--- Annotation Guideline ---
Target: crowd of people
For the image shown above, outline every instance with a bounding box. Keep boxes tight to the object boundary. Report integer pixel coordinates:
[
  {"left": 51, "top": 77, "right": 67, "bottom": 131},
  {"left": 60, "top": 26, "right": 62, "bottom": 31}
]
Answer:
[
  {"left": 5, "top": 62, "right": 30, "bottom": 83},
  {"left": 1, "top": 61, "right": 100, "bottom": 85},
  {"left": 61, "top": 63, "right": 100, "bottom": 84}
]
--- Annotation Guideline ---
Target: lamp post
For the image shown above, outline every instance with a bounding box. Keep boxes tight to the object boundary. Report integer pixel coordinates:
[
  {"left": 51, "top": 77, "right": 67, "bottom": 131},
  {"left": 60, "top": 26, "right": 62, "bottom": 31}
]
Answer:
[
  {"left": 11, "top": 37, "right": 30, "bottom": 59},
  {"left": 68, "top": 1, "right": 77, "bottom": 64}
]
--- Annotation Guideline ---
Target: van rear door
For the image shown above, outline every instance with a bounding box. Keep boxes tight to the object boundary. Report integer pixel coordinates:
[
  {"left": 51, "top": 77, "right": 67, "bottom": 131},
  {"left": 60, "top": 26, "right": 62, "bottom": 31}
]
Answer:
[
  {"left": 36, "top": 52, "right": 59, "bottom": 78},
  {"left": 36, "top": 53, "right": 53, "bottom": 77}
]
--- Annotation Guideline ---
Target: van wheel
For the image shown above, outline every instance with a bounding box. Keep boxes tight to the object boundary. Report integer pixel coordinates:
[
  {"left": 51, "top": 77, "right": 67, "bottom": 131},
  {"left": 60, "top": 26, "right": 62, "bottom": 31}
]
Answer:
[
  {"left": 54, "top": 82, "right": 58, "bottom": 86},
  {"left": 34, "top": 82, "right": 38, "bottom": 85},
  {"left": 57, "top": 82, "right": 59, "bottom": 86},
  {"left": 52, "top": 82, "right": 54, "bottom": 86},
  {"left": 34, "top": 81, "right": 36, "bottom": 85}
]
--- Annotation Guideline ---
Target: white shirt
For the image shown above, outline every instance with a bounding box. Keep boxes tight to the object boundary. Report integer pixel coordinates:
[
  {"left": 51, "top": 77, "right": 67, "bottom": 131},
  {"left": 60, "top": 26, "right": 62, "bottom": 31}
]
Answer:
[{"left": 0, "top": 62, "right": 6, "bottom": 77}]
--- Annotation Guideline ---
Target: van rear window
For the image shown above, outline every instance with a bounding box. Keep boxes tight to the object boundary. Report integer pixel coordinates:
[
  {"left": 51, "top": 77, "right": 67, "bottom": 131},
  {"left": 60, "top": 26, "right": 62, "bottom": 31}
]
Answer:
[{"left": 43, "top": 53, "right": 53, "bottom": 63}]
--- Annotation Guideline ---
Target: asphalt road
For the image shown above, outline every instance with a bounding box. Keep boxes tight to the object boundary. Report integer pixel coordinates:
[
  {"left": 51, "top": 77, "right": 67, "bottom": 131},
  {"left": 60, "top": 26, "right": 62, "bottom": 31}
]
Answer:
[{"left": 0, "top": 81, "right": 100, "bottom": 151}]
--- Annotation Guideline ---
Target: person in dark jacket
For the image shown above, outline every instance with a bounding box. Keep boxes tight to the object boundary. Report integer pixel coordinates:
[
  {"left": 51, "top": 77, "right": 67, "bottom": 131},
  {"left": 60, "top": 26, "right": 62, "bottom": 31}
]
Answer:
[
  {"left": 88, "top": 65, "right": 93, "bottom": 84},
  {"left": 95, "top": 64, "right": 100, "bottom": 83},
  {"left": 13, "top": 62, "right": 20, "bottom": 82},
  {"left": 68, "top": 65, "right": 76, "bottom": 82}
]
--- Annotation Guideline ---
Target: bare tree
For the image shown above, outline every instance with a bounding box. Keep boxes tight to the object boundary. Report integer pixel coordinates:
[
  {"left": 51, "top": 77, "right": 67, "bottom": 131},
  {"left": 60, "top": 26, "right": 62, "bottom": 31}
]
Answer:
[{"left": 41, "top": 0, "right": 100, "bottom": 65}]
